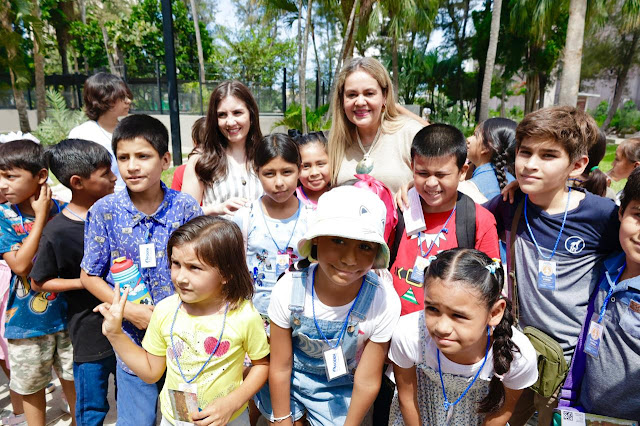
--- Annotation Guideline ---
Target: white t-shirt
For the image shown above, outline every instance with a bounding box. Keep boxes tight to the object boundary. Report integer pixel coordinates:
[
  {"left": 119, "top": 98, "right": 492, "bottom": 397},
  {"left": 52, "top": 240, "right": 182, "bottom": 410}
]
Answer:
[
  {"left": 389, "top": 311, "right": 538, "bottom": 390},
  {"left": 268, "top": 264, "right": 401, "bottom": 353},
  {"left": 69, "top": 120, "right": 125, "bottom": 191}
]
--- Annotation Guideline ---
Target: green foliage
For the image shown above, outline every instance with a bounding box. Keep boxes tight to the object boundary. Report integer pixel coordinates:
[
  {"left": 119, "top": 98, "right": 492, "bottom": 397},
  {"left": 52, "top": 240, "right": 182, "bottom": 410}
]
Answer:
[
  {"left": 489, "top": 105, "right": 524, "bottom": 122},
  {"left": 32, "top": 89, "right": 86, "bottom": 145},
  {"left": 591, "top": 101, "right": 610, "bottom": 127},
  {"left": 591, "top": 100, "right": 640, "bottom": 134},
  {"left": 220, "top": 26, "right": 296, "bottom": 87},
  {"left": 273, "top": 103, "right": 331, "bottom": 131}
]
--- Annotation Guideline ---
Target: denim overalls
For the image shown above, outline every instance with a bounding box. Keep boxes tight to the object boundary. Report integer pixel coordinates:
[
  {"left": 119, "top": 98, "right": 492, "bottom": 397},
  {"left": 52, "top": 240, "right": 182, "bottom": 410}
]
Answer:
[{"left": 256, "top": 266, "right": 380, "bottom": 425}]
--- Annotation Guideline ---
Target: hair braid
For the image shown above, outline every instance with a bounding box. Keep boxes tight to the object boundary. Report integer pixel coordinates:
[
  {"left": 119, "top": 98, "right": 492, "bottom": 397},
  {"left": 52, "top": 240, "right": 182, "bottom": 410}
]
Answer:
[
  {"left": 493, "top": 150, "right": 508, "bottom": 191},
  {"left": 478, "top": 298, "right": 519, "bottom": 413}
]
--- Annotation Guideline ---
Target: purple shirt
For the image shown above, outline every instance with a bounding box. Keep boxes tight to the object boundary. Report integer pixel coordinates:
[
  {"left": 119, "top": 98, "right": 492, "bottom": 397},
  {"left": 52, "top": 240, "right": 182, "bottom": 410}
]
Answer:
[{"left": 81, "top": 183, "right": 202, "bottom": 371}]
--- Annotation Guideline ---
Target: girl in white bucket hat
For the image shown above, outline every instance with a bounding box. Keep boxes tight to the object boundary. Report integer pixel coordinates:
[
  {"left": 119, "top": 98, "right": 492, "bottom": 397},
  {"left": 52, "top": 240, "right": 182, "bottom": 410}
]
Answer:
[{"left": 254, "top": 186, "right": 401, "bottom": 425}]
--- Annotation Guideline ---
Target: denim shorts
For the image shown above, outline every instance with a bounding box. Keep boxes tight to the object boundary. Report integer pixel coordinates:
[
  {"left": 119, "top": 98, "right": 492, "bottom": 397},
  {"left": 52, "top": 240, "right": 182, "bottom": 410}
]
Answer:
[{"left": 255, "top": 369, "right": 354, "bottom": 426}]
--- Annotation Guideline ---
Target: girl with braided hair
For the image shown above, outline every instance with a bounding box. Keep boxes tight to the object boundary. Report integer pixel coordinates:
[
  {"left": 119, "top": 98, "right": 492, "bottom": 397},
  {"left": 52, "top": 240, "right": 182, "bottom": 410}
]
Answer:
[
  {"left": 466, "top": 118, "right": 517, "bottom": 201},
  {"left": 388, "top": 248, "right": 537, "bottom": 425}
]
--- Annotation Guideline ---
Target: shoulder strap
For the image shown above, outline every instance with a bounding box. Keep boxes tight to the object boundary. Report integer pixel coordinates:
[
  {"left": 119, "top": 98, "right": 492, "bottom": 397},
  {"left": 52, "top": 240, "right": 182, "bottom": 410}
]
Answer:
[
  {"left": 454, "top": 192, "right": 476, "bottom": 249},
  {"left": 287, "top": 269, "right": 308, "bottom": 314},
  {"left": 349, "top": 271, "right": 381, "bottom": 323},
  {"left": 558, "top": 282, "right": 601, "bottom": 409},
  {"left": 389, "top": 206, "right": 405, "bottom": 268},
  {"left": 510, "top": 199, "right": 525, "bottom": 326}
]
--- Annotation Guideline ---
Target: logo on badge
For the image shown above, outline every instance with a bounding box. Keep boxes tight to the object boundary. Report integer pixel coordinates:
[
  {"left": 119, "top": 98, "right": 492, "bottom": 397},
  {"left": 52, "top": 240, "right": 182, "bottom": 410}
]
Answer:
[{"left": 565, "top": 236, "right": 585, "bottom": 254}]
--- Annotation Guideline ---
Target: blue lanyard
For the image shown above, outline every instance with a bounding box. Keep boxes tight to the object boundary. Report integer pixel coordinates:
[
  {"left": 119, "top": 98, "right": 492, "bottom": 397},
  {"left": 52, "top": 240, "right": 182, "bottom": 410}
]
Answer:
[
  {"left": 437, "top": 326, "right": 491, "bottom": 413},
  {"left": 418, "top": 207, "right": 456, "bottom": 258},
  {"left": 597, "top": 263, "right": 626, "bottom": 324},
  {"left": 311, "top": 268, "right": 364, "bottom": 349},
  {"left": 524, "top": 187, "right": 572, "bottom": 260},
  {"left": 14, "top": 200, "right": 61, "bottom": 235},
  {"left": 260, "top": 198, "right": 301, "bottom": 254},
  {"left": 170, "top": 301, "right": 229, "bottom": 384},
  {"left": 64, "top": 207, "right": 86, "bottom": 222}
]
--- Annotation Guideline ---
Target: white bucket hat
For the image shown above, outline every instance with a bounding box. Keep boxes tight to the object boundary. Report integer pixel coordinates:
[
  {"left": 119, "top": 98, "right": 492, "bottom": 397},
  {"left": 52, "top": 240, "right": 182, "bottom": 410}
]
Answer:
[{"left": 297, "top": 186, "right": 390, "bottom": 269}]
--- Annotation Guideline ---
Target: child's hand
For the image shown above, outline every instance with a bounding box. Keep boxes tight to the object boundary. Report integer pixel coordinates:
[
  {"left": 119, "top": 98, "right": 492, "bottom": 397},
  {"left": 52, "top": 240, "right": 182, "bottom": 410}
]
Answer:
[
  {"left": 215, "top": 197, "right": 248, "bottom": 216},
  {"left": 123, "top": 302, "right": 154, "bottom": 330},
  {"left": 501, "top": 180, "right": 520, "bottom": 204},
  {"left": 30, "top": 184, "right": 52, "bottom": 218},
  {"left": 190, "top": 397, "right": 236, "bottom": 426},
  {"left": 395, "top": 181, "right": 414, "bottom": 212},
  {"left": 95, "top": 284, "right": 129, "bottom": 337}
]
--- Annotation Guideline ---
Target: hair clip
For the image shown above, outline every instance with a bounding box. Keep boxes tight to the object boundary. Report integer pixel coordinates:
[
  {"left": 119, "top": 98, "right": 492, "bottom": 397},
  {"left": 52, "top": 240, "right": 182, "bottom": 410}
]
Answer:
[
  {"left": 485, "top": 258, "right": 501, "bottom": 275},
  {"left": 590, "top": 165, "right": 599, "bottom": 172}
]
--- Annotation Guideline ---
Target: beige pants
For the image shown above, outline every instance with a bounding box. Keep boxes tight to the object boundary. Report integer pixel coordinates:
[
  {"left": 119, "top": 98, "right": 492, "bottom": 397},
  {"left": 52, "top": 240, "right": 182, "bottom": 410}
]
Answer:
[{"left": 509, "top": 388, "right": 559, "bottom": 426}]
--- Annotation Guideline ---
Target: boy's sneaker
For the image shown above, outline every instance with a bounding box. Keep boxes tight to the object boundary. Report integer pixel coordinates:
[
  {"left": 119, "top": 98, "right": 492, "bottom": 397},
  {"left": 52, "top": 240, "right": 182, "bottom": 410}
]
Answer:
[
  {"left": 44, "top": 382, "right": 55, "bottom": 394},
  {"left": 1, "top": 413, "right": 26, "bottom": 425}
]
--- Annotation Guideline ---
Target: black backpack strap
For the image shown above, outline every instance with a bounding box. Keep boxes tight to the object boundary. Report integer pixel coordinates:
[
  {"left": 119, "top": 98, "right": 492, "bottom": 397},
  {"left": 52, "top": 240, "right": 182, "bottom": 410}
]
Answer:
[
  {"left": 455, "top": 192, "right": 476, "bottom": 249},
  {"left": 389, "top": 206, "right": 405, "bottom": 268}
]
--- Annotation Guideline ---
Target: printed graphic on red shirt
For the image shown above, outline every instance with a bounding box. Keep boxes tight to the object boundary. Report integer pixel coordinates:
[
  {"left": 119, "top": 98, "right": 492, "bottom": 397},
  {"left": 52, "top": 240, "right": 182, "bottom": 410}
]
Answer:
[{"left": 391, "top": 205, "right": 499, "bottom": 316}]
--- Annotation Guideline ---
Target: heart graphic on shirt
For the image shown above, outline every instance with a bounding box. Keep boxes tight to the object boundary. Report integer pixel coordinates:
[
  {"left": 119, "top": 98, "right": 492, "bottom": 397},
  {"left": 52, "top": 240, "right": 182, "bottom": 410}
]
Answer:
[{"left": 203, "top": 337, "right": 230, "bottom": 357}]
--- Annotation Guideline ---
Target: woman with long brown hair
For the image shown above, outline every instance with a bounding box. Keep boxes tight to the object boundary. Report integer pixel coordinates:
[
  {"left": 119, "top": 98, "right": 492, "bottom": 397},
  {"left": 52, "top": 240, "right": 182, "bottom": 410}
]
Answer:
[{"left": 182, "top": 80, "right": 263, "bottom": 216}]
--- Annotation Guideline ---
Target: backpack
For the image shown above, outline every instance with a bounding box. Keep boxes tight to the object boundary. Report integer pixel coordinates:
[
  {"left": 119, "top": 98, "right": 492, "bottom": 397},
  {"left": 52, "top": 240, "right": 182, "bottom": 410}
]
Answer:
[{"left": 389, "top": 191, "right": 476, "bottom": 266}]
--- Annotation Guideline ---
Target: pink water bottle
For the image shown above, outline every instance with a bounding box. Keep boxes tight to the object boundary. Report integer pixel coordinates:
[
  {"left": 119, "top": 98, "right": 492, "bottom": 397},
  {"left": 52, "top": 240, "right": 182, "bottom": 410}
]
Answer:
[{"left": 110, "top": 257, "right": 153, "bottom": 305}]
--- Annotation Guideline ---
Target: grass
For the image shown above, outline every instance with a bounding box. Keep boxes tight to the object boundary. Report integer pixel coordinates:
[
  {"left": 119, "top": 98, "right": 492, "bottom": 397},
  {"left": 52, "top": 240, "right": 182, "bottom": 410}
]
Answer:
[
  {"left": 162, "top": 166, "right": 177, "bottom": 188},
  {"left": 602, "top": 144, "right": 626, "bottom": 193}
]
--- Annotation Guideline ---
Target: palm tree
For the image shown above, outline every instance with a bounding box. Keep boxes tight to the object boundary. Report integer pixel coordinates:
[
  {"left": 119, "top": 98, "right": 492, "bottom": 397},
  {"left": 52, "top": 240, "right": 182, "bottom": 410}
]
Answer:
[
  {"left": 479, "top": 0, "right": 503, "bottom": 121},
  {"left": 558, "top": 0, "right": 587, "bottom": 106},
  {"left": 30, "top": 0, "right": 46, "bottom": 123},
  {"left": 189, "top": 0, "right": 206, "bottom": 87},
  {"left": 1, "top": 0, "right": 32, "bottom": 132}
]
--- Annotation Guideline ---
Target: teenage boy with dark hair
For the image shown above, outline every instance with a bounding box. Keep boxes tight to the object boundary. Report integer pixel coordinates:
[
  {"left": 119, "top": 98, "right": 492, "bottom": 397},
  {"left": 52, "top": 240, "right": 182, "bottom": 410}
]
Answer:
[
  {"left": 391, "top": 123, "right": 500, "bottom": 315},
  {"left": 30, "top": 139, "right": 117, "bottom": 425},
  {"left": 486, "top": 106, "right": 620, "bottom": 425},
  {"left": 80, "top": 115, "right": 202, "bottom": 424},
  {"left": 0, "top": 139, "right": 76, "bottom": 426}
]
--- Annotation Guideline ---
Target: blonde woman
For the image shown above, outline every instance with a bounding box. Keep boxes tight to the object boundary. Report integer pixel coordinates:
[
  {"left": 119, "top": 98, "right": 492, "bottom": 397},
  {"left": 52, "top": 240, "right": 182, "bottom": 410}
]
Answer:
[{"left": 329, "top": 57, "right": 425, "bottom": 194}]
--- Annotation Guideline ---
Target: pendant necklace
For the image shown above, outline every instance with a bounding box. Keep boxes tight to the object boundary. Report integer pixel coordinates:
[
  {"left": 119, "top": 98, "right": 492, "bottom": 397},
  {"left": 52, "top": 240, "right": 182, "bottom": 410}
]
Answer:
[{"left": 355, "top": 122, "right": 383, "bottom": 175}]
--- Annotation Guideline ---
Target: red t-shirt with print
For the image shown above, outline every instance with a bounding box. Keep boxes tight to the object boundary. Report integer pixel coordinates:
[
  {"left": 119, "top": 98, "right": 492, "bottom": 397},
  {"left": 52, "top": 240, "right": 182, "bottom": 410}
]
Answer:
[{"left": 391, "top": 203, "right": 500, "bottom": 316}]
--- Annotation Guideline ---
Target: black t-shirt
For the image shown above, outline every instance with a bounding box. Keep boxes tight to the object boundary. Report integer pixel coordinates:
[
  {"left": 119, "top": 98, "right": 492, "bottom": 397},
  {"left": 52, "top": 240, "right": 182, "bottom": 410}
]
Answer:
[{"left": 30, "top": 213, "right": 114, "bottom": 362}]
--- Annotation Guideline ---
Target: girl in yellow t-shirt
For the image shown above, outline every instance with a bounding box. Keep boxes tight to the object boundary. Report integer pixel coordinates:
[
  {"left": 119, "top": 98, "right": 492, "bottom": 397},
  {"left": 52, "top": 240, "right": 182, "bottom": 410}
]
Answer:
[{"left": 96, "top": 216, "right": 270, "bottom": 425}]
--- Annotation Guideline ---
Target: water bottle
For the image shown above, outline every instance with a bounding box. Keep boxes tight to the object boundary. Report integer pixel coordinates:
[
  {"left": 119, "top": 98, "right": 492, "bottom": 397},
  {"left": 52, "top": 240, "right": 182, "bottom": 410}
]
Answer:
[{"left": 110, "top": 257, "right": 153, "bottom": 305}]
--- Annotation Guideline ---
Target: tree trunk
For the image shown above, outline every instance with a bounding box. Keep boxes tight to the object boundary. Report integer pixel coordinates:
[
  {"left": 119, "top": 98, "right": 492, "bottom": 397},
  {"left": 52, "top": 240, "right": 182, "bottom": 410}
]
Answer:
[
  {"left": 391, "top": 33, "right": 399, "bottom": 102},
  {"left": 479, "top": 0, "right": 502, "bottom": 122},
  {"left": 189, "top": 0, "right": 206, "bottom": 84},
  {"left": 603, "top": 29, "right": 640, "bottom": 130},
  {"left": 101, "top": 25, "right": 118, "bottom": 75},
  {"left": 557, "top": 0, "right": 587, "bottom": 107},
  {"left": 10, "top": 71, "right": 31, "bottom": 133},
  {"left": 328, "top": 0, "right": 358, "bottom": 109},
  {"left": 524, "top": 72, "right": 540, "bottom": 114},
  {"left": 299, "top": 0, "right": 313, "bottom": 133},
  {"left": 31, "top": 0, "right": 46, "bottom": 123},
  {"left": 52, "top": 0, "right": 75, "bottom": 76}
]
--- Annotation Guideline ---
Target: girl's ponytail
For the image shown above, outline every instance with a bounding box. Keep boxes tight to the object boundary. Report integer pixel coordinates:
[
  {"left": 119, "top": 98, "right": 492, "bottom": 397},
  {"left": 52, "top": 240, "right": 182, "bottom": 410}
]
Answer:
[
  {"left": 480, "top": 118, "right": 517, "bottom": 190},
  {"left": 494, "top": 150, "right": 508, "bottom": 191},
  {"left": 478, "top": 298, "right": 518, "bottom": 413}
]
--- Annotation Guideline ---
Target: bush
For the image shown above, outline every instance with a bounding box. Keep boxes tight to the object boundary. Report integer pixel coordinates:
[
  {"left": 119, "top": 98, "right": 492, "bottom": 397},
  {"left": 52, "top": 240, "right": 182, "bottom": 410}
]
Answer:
[
  {"left": 591, "top": 101, "right": 609, "bottom": 127},
  {"left": 32, "top": 89, "right": 86, "bottom": 145},
  {"left": 272, "top": 103, "right": 331, "bottom": 132},
  {"left": 613, "top": 101, "right": 640, "bottom": 135}
]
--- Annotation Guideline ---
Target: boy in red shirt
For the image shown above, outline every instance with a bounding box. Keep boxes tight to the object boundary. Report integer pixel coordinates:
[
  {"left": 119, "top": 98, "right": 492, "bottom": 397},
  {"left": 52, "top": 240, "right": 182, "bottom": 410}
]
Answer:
[{"left": 391, "top": 124, "right": 500, "bottom": 315}]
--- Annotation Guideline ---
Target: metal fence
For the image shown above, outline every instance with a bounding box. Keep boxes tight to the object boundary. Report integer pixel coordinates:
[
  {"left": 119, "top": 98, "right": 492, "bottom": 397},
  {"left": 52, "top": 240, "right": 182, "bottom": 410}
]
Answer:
[{"left": 0, "top": 66, "right": 331, "bottom": 115}]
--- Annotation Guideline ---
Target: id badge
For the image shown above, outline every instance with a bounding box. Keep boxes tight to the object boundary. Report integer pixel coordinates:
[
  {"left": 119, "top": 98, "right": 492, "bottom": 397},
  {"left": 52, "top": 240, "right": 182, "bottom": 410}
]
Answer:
[
  {"left": 139, "top": 243, "right": 157, "bottom": 268},
  {"left": 537, "top": 260, "right": 556, "bottom": 291},
  {"left": 409, "top": 256, "right": 431, "bottom": 284},
  {"left": 275, "top": 254, "right": 289, "bottom": 276},
  {"left": 168, "top": 388, "right": 198, "bottom": 426},
  {"left": 323, "top": 346, "right": 348, "bottom": 381},
  {"left": 584, "top": 321, "right": 604, "bottom": 359}
]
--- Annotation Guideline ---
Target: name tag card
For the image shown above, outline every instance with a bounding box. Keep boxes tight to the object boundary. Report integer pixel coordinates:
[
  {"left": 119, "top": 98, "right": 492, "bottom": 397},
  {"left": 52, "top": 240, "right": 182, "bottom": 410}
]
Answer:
[
  {"left": 275, "top": 254, "right": 289, "bottom": 276},
  {"left": 139, "top": 243, "right": 157, "bottom": 268},
  {"left": 410, "top": 256, "right": 431, "bottom": 284},
  {"left": 403, "top": 188, "right": 427, "bottom": 237},
  {"left": 584, "top": 321, "right": 604, "bottom": 359},
  {"left": 323, "top": 346, "right": 348, "bottom": 381},
  {"left": 537, "top": 260, "right": 557, "bottom": 291}
]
